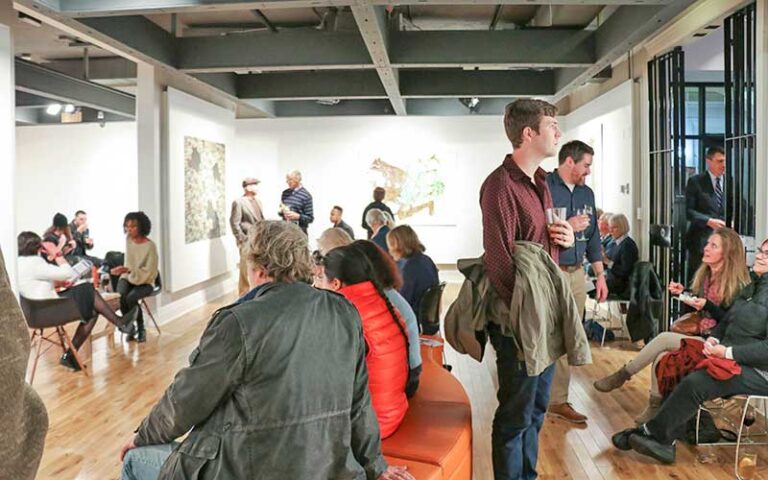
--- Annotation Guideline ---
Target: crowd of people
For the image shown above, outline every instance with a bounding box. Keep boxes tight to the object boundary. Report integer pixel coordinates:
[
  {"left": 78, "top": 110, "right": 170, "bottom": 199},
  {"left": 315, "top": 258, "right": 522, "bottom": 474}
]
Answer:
[
  {"left": 6, "top": 96, "right": 765, "bottom": 480},
  {"left": 15, "top": 210, "right": 159, "bottom": 371}
]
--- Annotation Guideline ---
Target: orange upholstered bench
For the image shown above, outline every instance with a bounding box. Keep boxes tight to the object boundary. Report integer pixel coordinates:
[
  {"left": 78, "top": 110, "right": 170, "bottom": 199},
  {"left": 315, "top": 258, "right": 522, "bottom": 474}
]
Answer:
[{"left": 381, "top": 340, "right": 472, "bottom": 480}]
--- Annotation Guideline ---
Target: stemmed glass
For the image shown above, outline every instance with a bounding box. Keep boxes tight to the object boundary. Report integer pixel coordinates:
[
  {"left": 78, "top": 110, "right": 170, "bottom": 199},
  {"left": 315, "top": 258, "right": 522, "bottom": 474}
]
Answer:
[{"left": 576, "top": 205, "right": 593, "bottom": 241}]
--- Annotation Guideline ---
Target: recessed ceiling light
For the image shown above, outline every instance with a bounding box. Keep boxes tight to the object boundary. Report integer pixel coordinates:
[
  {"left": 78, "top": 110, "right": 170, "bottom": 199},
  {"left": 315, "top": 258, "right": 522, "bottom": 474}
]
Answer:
[
  {"left": 46, "top": 104, "right": 62, "bottom": 116},
  {"left": 19, "top": 53, "right": 33, "bottom": 61},
  {"left": 63, "top": 104, "right": 75, "bottom": 114}
]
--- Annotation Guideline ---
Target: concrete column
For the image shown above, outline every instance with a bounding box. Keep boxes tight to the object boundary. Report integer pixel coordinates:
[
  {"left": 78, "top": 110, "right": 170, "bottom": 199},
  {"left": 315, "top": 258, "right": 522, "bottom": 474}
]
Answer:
[
  {"left": 136, "top": 63, "right": 165, "bottom": 270},
  {"left": 0, "top": 25, "right": 17, "bottom": 284}
]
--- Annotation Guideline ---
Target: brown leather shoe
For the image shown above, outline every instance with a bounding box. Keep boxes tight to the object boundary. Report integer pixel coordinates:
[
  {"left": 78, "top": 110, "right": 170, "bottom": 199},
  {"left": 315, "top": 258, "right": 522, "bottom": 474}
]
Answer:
[{"left": 548, "top": 403, "right": 588, "bottom": 424}]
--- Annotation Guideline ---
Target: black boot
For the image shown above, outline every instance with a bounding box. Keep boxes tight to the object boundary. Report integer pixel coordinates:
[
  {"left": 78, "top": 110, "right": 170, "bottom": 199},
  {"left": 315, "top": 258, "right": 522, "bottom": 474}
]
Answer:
[
  {"left": 118, "top": 307, "right": 138, "bottom": 337},
  {"left": 629, "top": 430, "right": 676, "bottom": 464},
  {"left": 136, "top": 315, "right": 147, "bottom": 343},
  {"left": 59, "top": 350, "right": 82, "bottom": 371}
]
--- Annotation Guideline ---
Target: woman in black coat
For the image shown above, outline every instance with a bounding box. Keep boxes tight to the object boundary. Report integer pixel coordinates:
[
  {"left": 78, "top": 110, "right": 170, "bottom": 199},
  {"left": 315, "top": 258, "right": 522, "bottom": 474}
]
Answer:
[{"left": 612, "top": 237, "right": 768, "bottom": 464}]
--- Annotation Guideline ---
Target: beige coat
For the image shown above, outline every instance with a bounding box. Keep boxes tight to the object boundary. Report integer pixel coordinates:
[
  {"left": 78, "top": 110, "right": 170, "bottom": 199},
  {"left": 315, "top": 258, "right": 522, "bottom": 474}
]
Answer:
[
  {"left": 445, "top": 242, "right": 591, "bottom": 376},
  {"left": 0, "top": 248, "right": 48, "bottom": 479},
  {"left": 229, "top": 196, "right": 264, "bottom": 244}
]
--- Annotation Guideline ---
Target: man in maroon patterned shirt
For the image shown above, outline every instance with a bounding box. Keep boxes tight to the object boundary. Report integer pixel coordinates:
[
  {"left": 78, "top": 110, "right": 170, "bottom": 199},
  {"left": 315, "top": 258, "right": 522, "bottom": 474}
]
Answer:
[{"left": 480, "top": 99, "right": 574, "bottom": 480}]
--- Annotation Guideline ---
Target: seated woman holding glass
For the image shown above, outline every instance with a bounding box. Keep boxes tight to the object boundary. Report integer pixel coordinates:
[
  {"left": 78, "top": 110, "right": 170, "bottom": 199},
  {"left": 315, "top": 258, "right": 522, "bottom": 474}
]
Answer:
[
  {"left": 17, "top": 232, "right": 137, "bottom": 371},
  {"left": 603, "top": 213, "right": 639, "bottom": 296},
  {"left": 611, "top": 237, "right": 768, "bottom": 465},
  {"left": 594, "top": 228, "right": 751, "bottom": 424}
]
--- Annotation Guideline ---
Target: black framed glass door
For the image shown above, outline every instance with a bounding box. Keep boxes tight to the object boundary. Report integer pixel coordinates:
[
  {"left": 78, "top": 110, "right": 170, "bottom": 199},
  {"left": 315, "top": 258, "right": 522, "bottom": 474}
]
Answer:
[{"left": 648, "top": 47, "right": 686, "bottom": 328}]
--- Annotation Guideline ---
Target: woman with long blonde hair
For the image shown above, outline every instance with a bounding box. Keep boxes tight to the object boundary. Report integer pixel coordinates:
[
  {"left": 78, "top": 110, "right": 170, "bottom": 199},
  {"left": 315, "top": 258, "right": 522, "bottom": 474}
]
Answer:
[{"left": 594, "top": 227, "right": 750, "bottom": 424}]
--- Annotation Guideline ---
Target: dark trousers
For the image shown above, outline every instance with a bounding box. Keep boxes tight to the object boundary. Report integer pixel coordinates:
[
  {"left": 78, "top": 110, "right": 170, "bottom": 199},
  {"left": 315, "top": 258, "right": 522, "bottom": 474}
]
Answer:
[
  {"left": 117, "top": 279, "right": 153, "bottom": 325},
  {"left": 687, "top": 246, "right": 703, "bottom": 283},
  {"left": 646, "top": 367, "right": 768, "bottom": 444},
  {"left": 488, "top": 325, "right": 556, "bottom": 480}
]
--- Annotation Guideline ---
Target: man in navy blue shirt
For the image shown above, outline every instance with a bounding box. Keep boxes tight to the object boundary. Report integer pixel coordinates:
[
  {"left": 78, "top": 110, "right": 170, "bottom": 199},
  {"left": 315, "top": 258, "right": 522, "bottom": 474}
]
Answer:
[
  {"left": 280, "top": 170, "right": 314, "bottom": 235},
  {"left": 546, "top": 140, "right": 608, "bottom": 425}
]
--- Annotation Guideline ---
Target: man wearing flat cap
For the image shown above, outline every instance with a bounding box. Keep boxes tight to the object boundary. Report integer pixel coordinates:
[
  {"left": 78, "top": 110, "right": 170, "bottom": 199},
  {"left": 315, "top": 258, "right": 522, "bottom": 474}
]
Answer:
[{"left": 230, "top": 177, "right": 264, "bottom": 296}]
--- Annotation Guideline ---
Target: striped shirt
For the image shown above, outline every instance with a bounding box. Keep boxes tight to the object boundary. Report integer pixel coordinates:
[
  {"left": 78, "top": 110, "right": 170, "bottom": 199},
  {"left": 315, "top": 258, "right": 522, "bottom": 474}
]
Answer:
[{"left": 280, "top": 186, "right": 314, "bottom": 233}]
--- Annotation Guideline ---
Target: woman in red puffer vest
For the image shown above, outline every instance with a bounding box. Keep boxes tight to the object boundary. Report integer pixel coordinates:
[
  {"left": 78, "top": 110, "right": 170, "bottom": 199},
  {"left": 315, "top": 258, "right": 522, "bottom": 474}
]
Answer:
[{"left": 315, "top": 245, "right": 409, "bottom": 438}]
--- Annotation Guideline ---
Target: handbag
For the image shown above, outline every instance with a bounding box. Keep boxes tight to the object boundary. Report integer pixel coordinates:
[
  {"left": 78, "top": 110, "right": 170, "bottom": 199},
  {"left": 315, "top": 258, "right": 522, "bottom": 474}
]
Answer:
[{"left": 671, "top": 312, "right": 702, "bottom": 336}]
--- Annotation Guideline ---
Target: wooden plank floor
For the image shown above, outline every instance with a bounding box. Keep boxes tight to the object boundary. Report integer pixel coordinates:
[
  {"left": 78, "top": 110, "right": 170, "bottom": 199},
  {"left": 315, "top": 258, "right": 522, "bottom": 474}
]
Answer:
[{"left": 31, "top": 282, "right": 768, "bottom": 479}]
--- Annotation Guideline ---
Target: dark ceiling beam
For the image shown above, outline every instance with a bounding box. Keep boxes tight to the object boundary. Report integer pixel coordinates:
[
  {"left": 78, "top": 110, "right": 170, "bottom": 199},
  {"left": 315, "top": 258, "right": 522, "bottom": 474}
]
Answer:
[
  {"left": 51, "top": 0, "right": 675, "bottom": 17},
  {"left": 274, "top": 99, "right": 395, "bottom": 117},
  {"left": 390, "top": 30, "right": 595, "bottom": 68},
  {"left": 12, "top": 3, "right": 275, "bottom": 117},
  {"left": 251, "top": 9, "right": 278, "bottom": 32},
  {"left": 191, "top": 73, "right": 238, "bottom": 96},
  {"left": 177, "top": 31, "right": 373, "bottom": 73},
  {"left": 44, "top": 56, "right": 136, "bottom": 81},
  {"left": 174, "top": 29, "right": 596, "bottom": 73},
  {"left": 400, "top": 70, "right": 555, "bottom": 98},
  {"left": 16, "top": 91, "right": 57, "bottom": 108},
  {"left": 15, "top": 59, "right": 135, "bottom": 117},
  {"left": 350, "top": 5, "right": 406, "bottom": 115},
  {"left": 237, "top": 71, "right": 386, "bottom": 100},
  {"left": 233, "top": 69, "right": 556, "bottom": 100},
  {"left": 489, "top": 5, "right": 503, "bottom": 30},
  {"left": 553, "top": 1, "right": 697, "bottom": 100},
  {"left": 407, "top": 98, "right": 517, "bottom": 116},
  {"left": 79, "top": 16, "right": 176, "bottom": 66}
]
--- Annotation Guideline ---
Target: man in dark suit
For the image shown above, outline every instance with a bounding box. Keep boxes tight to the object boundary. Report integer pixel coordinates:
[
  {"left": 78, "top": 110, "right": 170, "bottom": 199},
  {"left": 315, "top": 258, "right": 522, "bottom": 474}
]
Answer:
[{"left": 685, "top": 146, "right": 727, "bottom": 280}]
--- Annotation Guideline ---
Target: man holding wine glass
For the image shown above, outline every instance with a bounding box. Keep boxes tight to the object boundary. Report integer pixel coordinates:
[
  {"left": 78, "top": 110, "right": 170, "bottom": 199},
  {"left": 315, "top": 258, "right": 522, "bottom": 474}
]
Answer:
[
  {"left": 544, "top": 140, "right": 607, "bottom": 425},
  {"left": 480, "top": 99, "right": 577, "bottom": 480}
]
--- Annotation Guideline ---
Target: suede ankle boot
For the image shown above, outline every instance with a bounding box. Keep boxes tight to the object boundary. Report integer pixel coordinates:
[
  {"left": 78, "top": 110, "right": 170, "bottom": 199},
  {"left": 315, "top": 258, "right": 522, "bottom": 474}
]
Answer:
[{"left": 594, "top": 365, "right": 632, "bottom": 392}]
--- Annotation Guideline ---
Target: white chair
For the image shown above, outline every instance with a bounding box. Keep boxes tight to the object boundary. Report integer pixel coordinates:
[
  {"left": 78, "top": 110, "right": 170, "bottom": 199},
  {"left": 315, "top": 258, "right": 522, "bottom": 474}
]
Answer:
[{"left": 695, "top": 395, "right": 768, "bottom": 479}]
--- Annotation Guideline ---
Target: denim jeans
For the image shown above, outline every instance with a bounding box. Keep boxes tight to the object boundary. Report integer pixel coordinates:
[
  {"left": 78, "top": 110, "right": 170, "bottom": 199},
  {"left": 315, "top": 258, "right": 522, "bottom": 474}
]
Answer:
[
  {"left": 121, "top": 443, "right": 175, "bottom": 480},
  {"left": 489, "top": 325, "right": 555, "bottom": 480}
]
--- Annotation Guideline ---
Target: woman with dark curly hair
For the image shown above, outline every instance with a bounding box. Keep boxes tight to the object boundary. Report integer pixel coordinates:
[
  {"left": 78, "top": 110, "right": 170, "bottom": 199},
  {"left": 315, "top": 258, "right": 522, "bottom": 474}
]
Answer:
[{"left": 111, "top": 211, "right": 158, "bottom": 343}]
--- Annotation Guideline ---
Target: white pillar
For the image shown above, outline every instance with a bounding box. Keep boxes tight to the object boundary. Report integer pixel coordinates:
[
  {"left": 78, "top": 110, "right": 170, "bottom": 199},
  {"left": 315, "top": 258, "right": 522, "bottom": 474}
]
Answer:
[
  {"left": 136, "top": 63, "right": 165, "bottom": 271},
  {"left": 0, "top": 25, "right": 17, "bottom": 285}
]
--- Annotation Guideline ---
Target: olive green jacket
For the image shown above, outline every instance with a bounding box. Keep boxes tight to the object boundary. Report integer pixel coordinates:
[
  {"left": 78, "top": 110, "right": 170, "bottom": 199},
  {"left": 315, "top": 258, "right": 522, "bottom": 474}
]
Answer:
[
  {"left": 135, "top": 282, "right": 388, "bottom": 479},
  {"left": 445, "top": 242, "right": 592, "bottom": 376},
  {"left": 0, "top": 248, "right": 48, "bottom": 480}
]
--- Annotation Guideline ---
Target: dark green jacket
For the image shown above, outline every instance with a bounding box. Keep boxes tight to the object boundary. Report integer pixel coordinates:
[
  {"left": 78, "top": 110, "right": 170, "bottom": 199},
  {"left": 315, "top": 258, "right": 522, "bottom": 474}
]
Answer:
[
  {"left": 710, "top": 273, "right": 768, "bottom": 370},
  {"left": 135, "top": 282, "right": 388, "bottom": 479}
]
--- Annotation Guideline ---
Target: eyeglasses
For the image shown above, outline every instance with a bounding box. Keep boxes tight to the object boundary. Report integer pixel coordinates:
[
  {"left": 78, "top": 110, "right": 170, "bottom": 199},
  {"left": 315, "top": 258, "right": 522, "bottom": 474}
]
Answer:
[{"left": 312, "top": 250, "right": 325, "bottom": 265}]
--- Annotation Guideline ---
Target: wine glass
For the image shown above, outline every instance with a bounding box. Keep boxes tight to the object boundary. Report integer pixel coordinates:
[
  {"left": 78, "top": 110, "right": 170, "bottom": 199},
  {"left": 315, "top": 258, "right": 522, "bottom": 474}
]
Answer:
[{"left": 575, "top": 208, "right": 588, "bottom": 241}]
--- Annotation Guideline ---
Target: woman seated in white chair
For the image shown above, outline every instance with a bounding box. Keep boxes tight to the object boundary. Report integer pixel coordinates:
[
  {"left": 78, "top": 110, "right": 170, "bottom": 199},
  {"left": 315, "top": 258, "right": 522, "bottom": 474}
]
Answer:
[
  {"left": 595, "top": 228, "right": 751, "bottom": 423},
  {"left": 17, "top": 231, "right": 137, "bottom": 371},
  {"left": 611, "top": 237, "right": 768, "bottom": 465}
]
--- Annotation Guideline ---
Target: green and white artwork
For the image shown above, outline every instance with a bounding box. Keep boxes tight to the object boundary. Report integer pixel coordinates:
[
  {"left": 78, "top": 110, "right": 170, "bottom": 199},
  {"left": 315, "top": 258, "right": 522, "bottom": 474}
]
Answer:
[{"left": 184, "top": 136, "right": 226, "bottom": 243}]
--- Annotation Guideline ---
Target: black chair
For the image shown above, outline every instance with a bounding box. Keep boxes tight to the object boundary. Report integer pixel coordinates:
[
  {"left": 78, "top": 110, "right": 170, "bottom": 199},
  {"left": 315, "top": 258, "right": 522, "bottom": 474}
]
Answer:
[
  {"left": 418, "top": 282, "right": 447, "bottom": 336},
  {"left": 138, "top": 272, "right": 162, "bottom": 335},
  {"left": 19, "top": 296, "right": 88, "bottom": 383}
]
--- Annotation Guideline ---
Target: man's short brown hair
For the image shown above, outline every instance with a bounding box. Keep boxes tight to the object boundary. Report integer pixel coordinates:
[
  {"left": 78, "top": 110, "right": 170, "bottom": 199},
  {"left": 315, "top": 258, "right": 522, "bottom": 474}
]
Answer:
[{"left": 504, "top": 99, "right": 558, "bottom": 148}]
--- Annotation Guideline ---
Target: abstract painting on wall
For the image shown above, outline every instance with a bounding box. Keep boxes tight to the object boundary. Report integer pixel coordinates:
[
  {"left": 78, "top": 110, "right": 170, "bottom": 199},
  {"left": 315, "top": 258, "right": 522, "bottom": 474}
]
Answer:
[
  {"left": 369, "top": 153, "right": 450, "bottom": 223},
  {"left": 184, "top": 136, "right": 226, "bottom": 243}
]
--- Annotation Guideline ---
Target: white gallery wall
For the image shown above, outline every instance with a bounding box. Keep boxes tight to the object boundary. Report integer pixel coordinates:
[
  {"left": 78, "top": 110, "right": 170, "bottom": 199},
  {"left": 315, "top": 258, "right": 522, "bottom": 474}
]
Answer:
[
  {"left": 15, "top": 122, "right": 139, "bottom": 257},
  {"left": 234, "top": 116, "right": 517, "bottom": 264},
  {"left": 560, "top": 80, "right": 635, "bottom": 229},
  {"left": 164, "top": 88, "right": 237, "bottom": 292}
]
